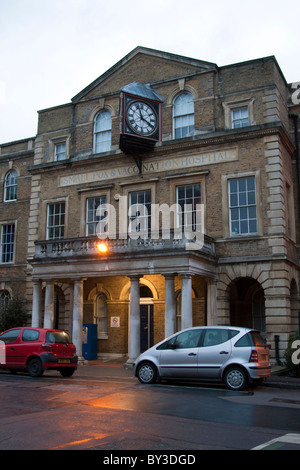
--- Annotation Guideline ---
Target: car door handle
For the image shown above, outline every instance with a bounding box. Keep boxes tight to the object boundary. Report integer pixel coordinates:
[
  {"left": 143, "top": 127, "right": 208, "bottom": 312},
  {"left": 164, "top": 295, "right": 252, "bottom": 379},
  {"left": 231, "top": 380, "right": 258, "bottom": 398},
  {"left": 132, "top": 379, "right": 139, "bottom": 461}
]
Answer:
[
  {"left": 188, "top": 352, "right": 197, "bottom": 356},
  {"left": 10, "top": 347, "right": 15, "bottom": 350},
  {"left": 219, "top": 351, "right": 229, "bottom": 355}
]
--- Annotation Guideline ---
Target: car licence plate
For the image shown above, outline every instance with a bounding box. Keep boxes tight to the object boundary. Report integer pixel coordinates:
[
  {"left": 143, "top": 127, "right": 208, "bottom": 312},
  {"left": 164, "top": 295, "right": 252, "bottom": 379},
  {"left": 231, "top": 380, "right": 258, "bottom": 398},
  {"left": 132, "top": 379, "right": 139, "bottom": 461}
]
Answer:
[{"left": 58, "top": 359, "right": 71, "bottom": 364}]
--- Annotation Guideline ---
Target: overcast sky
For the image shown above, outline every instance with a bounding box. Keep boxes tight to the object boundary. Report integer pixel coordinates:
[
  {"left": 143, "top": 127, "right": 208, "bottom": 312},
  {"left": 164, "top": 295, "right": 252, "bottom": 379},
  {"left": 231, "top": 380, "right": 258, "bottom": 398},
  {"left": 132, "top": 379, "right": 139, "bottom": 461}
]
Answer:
[{"left": 1, "top": 0, "right": 300, "bottom": 144}]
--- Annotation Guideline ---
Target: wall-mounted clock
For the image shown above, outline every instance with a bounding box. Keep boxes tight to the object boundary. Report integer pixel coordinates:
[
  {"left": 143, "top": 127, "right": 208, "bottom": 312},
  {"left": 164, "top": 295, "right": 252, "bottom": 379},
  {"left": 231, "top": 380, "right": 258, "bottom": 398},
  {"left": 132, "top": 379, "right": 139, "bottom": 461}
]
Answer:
[
  {"left": 119, "top": 82, "right": 164, "bottom": 155},
  {"left": 126, "top": 100, "right": 158, "bottom": 136}
]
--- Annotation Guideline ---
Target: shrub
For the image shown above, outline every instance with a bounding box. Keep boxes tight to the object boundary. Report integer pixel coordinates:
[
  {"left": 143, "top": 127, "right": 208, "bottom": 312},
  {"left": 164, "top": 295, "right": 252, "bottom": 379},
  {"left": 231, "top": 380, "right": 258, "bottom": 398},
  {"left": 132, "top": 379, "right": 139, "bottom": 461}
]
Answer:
[{"left": 0, "top": 295, "right": 29, "bottom": 332}]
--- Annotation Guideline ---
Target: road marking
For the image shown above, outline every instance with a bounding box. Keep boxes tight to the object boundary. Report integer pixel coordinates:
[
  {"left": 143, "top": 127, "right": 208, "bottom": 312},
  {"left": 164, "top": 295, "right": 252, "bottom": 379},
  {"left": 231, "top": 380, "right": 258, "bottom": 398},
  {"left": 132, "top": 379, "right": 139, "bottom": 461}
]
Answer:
[
  {"left": 48, "top": 433, "right": 113, "bottom": 449},
  {"left": 252, "top": 433, "right": 300, "bottom": 450}
]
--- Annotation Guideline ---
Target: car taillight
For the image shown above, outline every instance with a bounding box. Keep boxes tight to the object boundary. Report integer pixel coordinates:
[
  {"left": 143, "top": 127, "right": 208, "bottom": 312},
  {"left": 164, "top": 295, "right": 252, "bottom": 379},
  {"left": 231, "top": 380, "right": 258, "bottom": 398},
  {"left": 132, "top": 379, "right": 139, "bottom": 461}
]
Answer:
[
  {"left": 249, "top": 350, "right": 258, "bottom": 362},
  {"left": 42, "top": 343, "right": 52, "bottom": 352}
]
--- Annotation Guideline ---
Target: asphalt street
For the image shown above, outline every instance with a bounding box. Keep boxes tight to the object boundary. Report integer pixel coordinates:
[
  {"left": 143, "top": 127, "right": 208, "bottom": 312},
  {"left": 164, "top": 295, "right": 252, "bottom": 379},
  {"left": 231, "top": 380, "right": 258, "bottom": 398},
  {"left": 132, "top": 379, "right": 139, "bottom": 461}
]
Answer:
[{"left": 0, "top": 360, "right": 299, "bottom": 451}]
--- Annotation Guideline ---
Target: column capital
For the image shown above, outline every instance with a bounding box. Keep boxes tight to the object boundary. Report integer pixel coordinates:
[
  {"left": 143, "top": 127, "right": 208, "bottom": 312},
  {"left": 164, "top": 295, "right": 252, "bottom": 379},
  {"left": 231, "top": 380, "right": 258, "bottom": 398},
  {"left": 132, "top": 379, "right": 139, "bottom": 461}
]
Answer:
[{"left": 181, "top": 273, "right": 193, "bottom": 279}]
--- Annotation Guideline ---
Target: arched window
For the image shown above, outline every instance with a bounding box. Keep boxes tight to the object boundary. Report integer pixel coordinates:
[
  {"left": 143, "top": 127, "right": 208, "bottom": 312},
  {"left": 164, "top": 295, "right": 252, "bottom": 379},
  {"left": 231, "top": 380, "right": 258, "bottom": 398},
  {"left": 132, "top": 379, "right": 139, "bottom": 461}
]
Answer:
[
  {"left": 94, "top": 110, "right": 112, "bottom": 153},
  {"left": 173, "top": 92, "right": 194, "bottom": 139},
  {"left": 0, "top": 289, "right": 11, "bottom": 308},
  {"left": 94, "top": 293, "right": 108, "bottom": 339},
  {"left": 4, "top": 170, "right": 18, "bottom": 202}
]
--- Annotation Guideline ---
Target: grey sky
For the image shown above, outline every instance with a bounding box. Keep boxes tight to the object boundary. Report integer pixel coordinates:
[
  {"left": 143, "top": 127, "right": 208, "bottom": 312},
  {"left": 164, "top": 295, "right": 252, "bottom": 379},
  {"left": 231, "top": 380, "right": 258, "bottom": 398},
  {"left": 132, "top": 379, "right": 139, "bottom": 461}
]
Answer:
[{"left": 1, "top": 0, "right": 299, "bottom": 143}]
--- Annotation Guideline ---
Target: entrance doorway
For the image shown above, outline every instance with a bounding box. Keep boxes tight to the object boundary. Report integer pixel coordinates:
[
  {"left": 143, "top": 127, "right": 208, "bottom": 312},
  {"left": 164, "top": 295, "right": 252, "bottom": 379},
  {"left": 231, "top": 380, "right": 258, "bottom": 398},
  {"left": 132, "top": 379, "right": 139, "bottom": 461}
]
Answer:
[
  {"left": 229, "top": 277, "right": 266, "bottom": 337},
  {"left": 140, "top": 304, "right": 154, "bottom": 352},
  {"left": 140, "top": 284, "right": 154, "bottom": 352}
]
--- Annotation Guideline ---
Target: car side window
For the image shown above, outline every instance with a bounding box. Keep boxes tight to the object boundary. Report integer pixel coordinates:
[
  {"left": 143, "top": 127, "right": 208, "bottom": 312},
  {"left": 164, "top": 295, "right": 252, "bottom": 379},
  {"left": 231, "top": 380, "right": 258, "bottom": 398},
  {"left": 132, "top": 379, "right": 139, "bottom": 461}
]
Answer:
[
  {"left": 234, "top": 333, "right": 252, "bottom": 347},
  {"left": 169, "top": 329, "right": 202, "bottom": 349},
  {"left": 202, "top": 329, "right": 230, "bottom": 347},
  {"left": 22, "top": 329, "right": 40, "bottom": 342},
  {"left": 0, "top": 329, "right": 21, "bottom": 343}
]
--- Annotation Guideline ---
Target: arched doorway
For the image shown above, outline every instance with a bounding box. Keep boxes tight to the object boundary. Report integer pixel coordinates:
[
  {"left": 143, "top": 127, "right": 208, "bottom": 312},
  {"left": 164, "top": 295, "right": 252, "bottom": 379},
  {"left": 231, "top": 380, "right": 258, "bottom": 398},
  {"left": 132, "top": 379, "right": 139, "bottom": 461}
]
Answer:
[{"left": 229, "top": 277, "right": 266, "bottom": 336}]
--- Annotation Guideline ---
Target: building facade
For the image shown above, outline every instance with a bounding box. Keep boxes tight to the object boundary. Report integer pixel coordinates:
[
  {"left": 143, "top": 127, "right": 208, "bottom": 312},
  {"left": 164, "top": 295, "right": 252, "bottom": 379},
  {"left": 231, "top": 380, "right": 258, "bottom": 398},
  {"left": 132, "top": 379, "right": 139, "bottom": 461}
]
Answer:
[{"left": 1, "top": 47, "right": 300, "bottom": 362}]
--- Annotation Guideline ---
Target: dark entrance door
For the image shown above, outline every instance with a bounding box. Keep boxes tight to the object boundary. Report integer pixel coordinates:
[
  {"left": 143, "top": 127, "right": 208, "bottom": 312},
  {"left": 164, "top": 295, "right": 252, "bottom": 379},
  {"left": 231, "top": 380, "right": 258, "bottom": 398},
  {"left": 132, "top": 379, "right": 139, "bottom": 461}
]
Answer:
[{"left": 140, "top": 304, "right": 154, "bottom": 353}]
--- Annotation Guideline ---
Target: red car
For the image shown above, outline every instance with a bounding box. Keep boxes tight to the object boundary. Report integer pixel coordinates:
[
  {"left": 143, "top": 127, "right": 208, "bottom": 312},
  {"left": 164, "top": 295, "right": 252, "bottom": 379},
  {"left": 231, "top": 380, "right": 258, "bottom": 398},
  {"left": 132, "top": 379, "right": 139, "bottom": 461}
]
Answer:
[{"left": 0, "top": 327, "right": 78, "bottom": 377}]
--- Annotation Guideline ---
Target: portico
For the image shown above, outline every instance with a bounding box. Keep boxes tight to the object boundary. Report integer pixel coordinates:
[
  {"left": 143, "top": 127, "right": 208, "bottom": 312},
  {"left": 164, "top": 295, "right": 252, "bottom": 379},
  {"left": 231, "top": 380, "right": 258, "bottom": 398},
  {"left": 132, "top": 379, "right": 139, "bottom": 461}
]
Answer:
[{"left": 30, "top": 235, "right": 216, "bottom": 360}]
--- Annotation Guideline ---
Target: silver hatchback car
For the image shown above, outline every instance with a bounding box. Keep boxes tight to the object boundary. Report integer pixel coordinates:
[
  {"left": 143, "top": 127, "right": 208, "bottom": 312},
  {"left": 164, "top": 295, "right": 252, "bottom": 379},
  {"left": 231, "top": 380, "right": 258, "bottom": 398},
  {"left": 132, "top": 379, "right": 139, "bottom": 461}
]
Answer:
[{"left": 134, "top": 326, "right": 271, "bottom": 390}]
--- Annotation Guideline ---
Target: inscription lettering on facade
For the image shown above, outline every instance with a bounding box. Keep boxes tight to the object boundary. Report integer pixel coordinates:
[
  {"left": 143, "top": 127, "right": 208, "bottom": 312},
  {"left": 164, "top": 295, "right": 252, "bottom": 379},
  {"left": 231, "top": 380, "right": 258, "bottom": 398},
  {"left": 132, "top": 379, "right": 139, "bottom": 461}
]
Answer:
[{"left": 60, "top": 149, "right": 237, "bottom": 187}]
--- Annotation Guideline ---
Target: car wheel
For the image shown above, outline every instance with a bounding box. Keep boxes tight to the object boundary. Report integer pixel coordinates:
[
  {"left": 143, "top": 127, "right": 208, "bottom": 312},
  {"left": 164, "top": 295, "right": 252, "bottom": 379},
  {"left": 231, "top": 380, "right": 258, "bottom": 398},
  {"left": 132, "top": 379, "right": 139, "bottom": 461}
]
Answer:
[
  {"left": 59, "top": 368, "right": 75, "bottom": 377},
  {"left": 137, "top": 362, "right": 157, "bottom": 384},
  {"left": 224, "top": 366, "right": 248, "bottom": 391},
  {"left": 27, "top": 358, "right": 44, "bottom": 377}
]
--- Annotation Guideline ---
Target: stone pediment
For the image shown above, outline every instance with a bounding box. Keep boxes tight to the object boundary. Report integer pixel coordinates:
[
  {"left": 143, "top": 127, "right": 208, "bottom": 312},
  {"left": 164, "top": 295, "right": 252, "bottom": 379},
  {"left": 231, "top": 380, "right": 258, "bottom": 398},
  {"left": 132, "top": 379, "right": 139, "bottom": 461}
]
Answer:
[{"left": 71, "top": 46, "right": 217, "bottom": 103}]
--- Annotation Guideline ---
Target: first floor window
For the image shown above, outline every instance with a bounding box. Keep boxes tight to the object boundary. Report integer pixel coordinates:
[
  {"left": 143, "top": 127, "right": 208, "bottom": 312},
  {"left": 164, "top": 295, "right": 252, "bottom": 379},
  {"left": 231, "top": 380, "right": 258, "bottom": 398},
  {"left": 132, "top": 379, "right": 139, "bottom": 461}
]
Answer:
[
  {"left": 1, "top": 224, "right": 15, "bottom": 263},
  {"left": 86, "top": 196, "right": 107, "bottom": 236},
  {"left": 229, "top": 176, "right": 257, "bottom": 236},
  {"left": 47, "top": 202, "right": 65, "bottom": 239},
  {"left": 129, "top": 190, "right": 151, "bottom": 235},
  {"left": 176, "top": 183, "right": 201, "bottom": 231}
]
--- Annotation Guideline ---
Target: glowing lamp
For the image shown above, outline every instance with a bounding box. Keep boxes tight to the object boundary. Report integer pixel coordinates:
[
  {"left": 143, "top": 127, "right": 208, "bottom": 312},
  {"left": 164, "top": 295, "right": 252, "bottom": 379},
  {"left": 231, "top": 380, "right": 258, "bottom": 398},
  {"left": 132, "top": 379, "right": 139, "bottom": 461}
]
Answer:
[{"left": 96, "top": 242, "right": 108, "bottom": 254}]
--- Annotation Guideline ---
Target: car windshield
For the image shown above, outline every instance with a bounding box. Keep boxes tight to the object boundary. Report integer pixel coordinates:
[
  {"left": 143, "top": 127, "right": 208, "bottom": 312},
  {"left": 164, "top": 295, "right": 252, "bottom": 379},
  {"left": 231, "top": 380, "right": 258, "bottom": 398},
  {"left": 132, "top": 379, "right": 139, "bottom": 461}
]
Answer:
[{"left": 46, "top": 331, "right": 72, "bottom": 344}]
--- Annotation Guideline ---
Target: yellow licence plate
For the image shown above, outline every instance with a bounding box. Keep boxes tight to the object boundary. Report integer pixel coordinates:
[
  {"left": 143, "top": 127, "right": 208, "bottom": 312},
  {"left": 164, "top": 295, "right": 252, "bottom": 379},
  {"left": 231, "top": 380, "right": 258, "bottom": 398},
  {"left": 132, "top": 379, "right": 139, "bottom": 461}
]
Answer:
[{"left": 58, "top": 359, "right": 70, "bottom": 364}]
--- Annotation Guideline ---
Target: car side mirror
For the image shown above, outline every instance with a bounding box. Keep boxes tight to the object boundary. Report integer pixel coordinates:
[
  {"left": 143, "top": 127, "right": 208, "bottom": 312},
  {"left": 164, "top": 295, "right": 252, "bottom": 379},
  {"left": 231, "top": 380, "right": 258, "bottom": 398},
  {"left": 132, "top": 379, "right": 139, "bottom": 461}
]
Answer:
[{"left": 168, "top": 343, "right": 177, "bottom": 349}]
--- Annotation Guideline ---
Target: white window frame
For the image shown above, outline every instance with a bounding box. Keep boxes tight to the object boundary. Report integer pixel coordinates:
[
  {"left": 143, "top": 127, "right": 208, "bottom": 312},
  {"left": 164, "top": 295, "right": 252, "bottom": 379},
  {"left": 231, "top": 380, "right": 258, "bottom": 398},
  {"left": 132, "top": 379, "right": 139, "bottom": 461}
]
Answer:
[
  {"left": 54, "top": 142, "right": 66, "bottom": 161},
  {"left": 176, "top": 183, "right": 201, "bottom": 231},
  {"left": 0, "top": 223, "right": 15, "bottom": 264},
  {"left": 94, "top": 110, "right": 112, "bottom": 154},
  {"left": 231, "top": 107, "right": 249, "bottom": 129},
  {"left": 173, "top": 92, "right": 195, "bottom": 139},
  {"left": 4, "top": 170, "right": 18, "bottom": 202},
  {"left": 228, "top": 176, "right": 257, "bottom": 237},
  {"left": 46, "top": 202, "right": 65, "bottom": 240},
  {"left": 128, "top": 189, "right": 152, "bottom": 236},
  {"left": 223, "top": 98, "right": 255, "bottom": 130},
  {"left": 86, "top": 196, "right": 107, "bottom": 236}
]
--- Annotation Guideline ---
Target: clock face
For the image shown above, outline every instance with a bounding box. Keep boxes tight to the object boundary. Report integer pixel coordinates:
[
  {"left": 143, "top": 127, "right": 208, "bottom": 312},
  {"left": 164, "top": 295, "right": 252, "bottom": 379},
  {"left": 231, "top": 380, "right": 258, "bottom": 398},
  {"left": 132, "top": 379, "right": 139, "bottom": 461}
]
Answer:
[{"left": 126, "top": 101, "right": 158, "bottom": 136}]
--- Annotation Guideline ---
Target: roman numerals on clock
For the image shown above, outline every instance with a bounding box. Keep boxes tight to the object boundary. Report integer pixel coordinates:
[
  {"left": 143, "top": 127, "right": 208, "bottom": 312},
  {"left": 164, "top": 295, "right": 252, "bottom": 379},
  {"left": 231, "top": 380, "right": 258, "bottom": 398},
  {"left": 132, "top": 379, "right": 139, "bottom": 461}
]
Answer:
[{"left": 126, "top": 101, "right": 157, "bottom": 136}]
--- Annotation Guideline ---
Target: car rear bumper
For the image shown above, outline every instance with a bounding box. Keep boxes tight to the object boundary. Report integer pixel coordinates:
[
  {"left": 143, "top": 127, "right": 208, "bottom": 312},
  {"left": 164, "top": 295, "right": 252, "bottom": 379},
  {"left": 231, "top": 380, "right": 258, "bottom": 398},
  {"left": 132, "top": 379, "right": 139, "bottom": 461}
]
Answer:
[
  {"left": 40, "top": 353, "right": 78, "bottom": 369},
  {"left": 247, "top": 365, "right": 271, "bottom": 379}
]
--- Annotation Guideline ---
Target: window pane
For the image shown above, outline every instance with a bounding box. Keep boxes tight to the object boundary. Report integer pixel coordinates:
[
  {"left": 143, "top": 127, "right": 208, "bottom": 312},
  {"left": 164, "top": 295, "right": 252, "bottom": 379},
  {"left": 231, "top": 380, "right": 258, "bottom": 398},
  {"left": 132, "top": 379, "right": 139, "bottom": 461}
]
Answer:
[
  {"left": 176, "top": 184, "right": 201, "bottom": 231},
  {"left": 94, "top": 111, "right": 112, "bottom": 153},
  {"left": 86, "top": 196, "right": 106, "bottom": 236},
  {"left": 229, "top": 176, "right": 257, "bottom": 236},
  {"left": 55, "top": 143, "right": 66, "bottom": 161},
  {"left": 4, "top": 170, "right": 18, "bottom": 201},
  {"left": 1, "top": 224, "right": 15, "bottom": 263},
  {"left": 47, "top": 202, "right": 65, "bottom": 239},
  {"left": 173, "top": 93, "right": 194, "bottom": 139}
]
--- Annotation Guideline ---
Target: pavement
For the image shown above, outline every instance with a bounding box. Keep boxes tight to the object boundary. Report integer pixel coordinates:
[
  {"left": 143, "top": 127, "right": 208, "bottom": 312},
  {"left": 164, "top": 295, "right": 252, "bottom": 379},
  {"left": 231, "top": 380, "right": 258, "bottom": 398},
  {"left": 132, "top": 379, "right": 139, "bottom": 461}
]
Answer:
[{"left": 76, "top": 357, "right": 300, "bottom": 390}]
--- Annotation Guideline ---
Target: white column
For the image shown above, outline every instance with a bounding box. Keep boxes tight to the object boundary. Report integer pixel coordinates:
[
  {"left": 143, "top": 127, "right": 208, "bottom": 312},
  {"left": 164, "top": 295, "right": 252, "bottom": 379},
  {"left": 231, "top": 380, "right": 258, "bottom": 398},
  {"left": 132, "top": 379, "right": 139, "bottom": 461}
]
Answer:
[
  {"left": 43, "top": 281, "right": 54, "bottom": 329},
  {"left": 181, "top": 274, "right": 193, "bottom": 329},
  {"left": 207, "top": 280, "right": 217, "bottom": 325},
  {"left": 128, "top": 275, "right": 140, "bottom": 362},
  {"left": 164, "top": 274, "right": 176, "bottom": 337},
  {"left": 72, "top": 279, "right": 84, "bottom": 360},
  {"left": 32, "top": 280, "right": 42, "bottom": 328}
]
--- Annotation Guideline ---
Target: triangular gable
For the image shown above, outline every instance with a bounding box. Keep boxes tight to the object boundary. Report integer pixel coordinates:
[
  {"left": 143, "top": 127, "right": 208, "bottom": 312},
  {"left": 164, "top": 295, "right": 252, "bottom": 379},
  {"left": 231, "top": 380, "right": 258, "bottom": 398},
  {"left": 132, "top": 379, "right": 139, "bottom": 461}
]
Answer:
[{"left": 71, "top": 46, "right": 217, "bottom": 103}]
